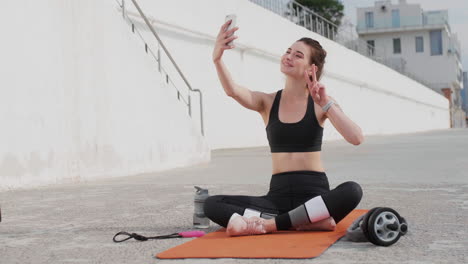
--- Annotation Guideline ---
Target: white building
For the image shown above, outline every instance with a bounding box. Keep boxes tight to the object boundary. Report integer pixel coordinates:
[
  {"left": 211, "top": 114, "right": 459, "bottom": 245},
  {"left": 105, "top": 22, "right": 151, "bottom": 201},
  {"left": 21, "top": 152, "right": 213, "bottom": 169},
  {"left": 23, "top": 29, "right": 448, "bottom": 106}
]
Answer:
[{"left": 356, "top": 0, "right": 465, "bottom": 128}]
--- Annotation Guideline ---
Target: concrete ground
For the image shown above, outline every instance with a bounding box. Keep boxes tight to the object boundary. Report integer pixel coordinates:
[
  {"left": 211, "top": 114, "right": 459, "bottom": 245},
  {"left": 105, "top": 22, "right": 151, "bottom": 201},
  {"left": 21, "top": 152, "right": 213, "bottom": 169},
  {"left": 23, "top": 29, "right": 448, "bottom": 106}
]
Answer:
[{"left": 1, "top": 128, "right": 467, "bottom": 263}]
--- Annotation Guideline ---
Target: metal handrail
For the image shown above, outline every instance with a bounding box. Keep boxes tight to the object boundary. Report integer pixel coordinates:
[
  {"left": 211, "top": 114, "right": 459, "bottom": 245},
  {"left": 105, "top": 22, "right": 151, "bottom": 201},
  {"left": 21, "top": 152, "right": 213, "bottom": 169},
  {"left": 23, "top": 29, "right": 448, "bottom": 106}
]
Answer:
[{"left": 117, "top": 0, "right": 204, "bottom": 135}]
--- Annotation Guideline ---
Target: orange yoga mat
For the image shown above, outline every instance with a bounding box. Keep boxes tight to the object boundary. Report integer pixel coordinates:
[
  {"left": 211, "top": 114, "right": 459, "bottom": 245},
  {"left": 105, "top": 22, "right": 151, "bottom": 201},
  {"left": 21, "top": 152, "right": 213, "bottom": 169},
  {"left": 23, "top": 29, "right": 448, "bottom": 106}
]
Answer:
[{"left": 156, "top": 209, "right": 368, "bottom": 259}]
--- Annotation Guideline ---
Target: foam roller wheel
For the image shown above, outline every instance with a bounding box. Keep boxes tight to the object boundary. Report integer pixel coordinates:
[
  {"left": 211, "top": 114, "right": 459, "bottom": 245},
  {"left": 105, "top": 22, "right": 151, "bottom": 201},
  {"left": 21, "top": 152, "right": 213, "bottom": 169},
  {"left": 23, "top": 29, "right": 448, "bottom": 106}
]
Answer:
[
  {"left": 361, "top": 207, "right": 381, "bottom": 241},
  {"left": 366, "top": 207, "right": 403, "bottom": 246}
]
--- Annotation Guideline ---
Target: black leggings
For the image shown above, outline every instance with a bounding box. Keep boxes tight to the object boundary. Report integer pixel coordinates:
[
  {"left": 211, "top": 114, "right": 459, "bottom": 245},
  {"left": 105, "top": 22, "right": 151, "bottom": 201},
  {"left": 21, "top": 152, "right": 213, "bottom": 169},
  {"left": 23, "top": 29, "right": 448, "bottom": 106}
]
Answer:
[{"left": 203, "top": 170, "right": 363, "bottom": 228}]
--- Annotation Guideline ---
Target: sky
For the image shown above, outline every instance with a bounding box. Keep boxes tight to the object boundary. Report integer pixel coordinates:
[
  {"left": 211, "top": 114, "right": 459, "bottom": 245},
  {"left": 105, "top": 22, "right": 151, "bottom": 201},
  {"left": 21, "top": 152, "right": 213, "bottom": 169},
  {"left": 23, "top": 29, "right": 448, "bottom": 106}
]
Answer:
[{"left": 341, "top": 0, "right": 468, "bottom": 71}]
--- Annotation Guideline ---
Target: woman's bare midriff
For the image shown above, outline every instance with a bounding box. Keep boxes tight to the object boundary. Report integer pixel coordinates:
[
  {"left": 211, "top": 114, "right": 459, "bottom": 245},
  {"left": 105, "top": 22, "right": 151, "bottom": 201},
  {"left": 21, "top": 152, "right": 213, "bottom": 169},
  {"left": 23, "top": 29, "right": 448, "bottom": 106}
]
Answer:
[{"left": 271, "top": 152, "right": 325, "bottom": 174}]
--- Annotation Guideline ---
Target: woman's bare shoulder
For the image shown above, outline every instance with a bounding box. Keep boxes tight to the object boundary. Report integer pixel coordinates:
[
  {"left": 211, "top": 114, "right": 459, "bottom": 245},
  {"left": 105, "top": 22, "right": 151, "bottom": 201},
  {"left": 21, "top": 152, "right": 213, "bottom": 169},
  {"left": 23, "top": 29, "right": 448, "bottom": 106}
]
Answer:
[{"left": 263, "top": 91, "right": 278, "bottom": 109}]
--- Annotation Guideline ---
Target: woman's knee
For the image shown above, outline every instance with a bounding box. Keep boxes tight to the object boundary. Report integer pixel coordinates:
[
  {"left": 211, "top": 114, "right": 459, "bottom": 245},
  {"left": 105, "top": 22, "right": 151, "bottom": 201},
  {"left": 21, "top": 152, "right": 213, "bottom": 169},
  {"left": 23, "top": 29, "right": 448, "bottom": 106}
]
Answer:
[
  {"left": 339, "top": 181, "right": 363, "bottom": 205},
  {"left": 322, "top": 181, "right": 363, "bottom": 224},
  {"left": 341, "top": 181, "right": 362, "bottom": 206},
  {"left": 326, "top": 181, "right": 363, "bottom": 208},
  {"left": 203, "top": 195, "right": 223, "bottom": 219}
]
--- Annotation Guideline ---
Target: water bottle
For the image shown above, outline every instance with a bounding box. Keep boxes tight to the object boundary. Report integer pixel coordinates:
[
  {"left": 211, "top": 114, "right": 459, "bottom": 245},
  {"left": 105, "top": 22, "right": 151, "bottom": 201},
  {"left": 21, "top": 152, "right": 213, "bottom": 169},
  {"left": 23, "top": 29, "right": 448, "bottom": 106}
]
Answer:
[{"left": 193, "top": 186, "right": 210, "bottom": 228}]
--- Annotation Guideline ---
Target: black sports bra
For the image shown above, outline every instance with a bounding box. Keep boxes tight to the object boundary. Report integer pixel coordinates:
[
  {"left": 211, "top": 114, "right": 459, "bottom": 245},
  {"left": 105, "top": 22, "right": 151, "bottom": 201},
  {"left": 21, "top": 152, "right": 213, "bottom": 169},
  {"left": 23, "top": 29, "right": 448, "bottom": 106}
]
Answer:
[{"left": 266, "top": 89, "right": 323, "bottom": 152}]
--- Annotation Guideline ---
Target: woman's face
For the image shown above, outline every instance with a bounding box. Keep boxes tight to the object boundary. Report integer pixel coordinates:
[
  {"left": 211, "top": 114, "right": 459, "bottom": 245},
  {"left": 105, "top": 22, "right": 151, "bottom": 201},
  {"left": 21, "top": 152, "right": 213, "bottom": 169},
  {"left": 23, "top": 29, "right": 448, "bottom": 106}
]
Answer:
[{"left": 280, "top": 41, "right": 313, "bottom": 79}]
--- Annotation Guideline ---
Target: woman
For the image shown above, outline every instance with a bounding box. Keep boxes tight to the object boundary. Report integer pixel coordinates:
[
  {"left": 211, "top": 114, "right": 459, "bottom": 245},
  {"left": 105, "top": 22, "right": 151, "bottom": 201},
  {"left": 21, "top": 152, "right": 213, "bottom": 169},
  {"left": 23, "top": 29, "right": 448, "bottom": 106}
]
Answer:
[{"left": 204, "top": 19, "right": 364, "bottom": 236}]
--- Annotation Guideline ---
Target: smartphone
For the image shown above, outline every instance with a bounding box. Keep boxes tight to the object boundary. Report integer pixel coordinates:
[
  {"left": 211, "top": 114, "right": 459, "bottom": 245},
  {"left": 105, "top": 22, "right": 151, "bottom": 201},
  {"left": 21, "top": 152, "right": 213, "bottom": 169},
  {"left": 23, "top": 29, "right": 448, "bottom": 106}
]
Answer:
[{"left": 224, "top": 14, "right": 237, "bottom": 46}]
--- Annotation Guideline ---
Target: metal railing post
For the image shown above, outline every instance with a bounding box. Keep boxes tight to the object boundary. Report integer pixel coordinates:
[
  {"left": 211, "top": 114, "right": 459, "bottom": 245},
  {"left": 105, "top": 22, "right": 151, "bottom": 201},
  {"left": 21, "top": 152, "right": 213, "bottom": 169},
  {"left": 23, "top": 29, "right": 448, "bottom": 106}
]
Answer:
[
  {"left": 199, "top": 93, "right": 204, "bottom": 136},
  {"left": 289, "top": 3, "right": 292, "bottom": 21},
  {"left": 188, "top": 95, "right": 192, "bottom": 117},
  {"left": 122, "top": 0, "right": 125, "bottom": 18},
  {"left": 315, "top": 17, "right": 319, "bottom": 33},
  {"left": 157, "top": 48, "right": 161, "bottom": 72}
]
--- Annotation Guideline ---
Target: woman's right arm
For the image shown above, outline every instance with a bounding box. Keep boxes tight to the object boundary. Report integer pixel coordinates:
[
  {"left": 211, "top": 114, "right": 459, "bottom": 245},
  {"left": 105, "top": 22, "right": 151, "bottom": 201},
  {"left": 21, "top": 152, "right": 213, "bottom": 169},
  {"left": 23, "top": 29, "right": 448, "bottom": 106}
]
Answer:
[{"left": 212, "top": 21, "right": 267, "bottom": 113}]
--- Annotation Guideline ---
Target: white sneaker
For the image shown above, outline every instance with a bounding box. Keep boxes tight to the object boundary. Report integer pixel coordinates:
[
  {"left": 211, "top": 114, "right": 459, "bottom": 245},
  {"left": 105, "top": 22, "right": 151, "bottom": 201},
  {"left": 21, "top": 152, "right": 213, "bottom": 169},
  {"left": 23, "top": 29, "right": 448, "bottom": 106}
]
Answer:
[{"left": 226, "top": 213, "right": 268, "bottom": 236}]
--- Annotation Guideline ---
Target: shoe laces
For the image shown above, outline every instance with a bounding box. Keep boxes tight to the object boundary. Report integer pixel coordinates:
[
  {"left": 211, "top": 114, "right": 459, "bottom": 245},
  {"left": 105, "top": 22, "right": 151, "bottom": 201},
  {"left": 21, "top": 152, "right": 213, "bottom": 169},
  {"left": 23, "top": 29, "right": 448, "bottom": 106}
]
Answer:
[{"left": 244, "top": 217, "right": 265, "bottom": 235}]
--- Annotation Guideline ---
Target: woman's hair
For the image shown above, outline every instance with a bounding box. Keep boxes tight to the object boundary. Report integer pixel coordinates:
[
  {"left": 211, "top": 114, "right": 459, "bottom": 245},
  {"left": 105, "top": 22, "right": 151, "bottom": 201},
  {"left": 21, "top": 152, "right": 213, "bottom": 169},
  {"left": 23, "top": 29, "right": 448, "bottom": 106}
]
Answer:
[{"left": 297, "top": 37, "right": 327, "bottom": 81}]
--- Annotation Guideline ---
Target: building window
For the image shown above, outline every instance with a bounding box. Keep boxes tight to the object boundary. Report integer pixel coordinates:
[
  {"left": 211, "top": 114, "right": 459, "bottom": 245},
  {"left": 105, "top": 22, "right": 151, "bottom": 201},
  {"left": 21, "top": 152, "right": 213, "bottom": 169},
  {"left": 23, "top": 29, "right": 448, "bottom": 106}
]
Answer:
[
  {"left": 365, "top": 12, "right": 374, "bottom": 28},
  {"left": 393, "top": 38, "right": 401, "bottom": 54},
  {"left": 367, "top": 40, "right": 375, "bottom": 56},
  {"left": 392, "top": 9, "right": 400, "bottom": 27},
  {"left": 415, "top": 36, "right": 424, "bottom": 52},
  {"left": 430, "top": 30, "right": 443, "bottom": 55}
]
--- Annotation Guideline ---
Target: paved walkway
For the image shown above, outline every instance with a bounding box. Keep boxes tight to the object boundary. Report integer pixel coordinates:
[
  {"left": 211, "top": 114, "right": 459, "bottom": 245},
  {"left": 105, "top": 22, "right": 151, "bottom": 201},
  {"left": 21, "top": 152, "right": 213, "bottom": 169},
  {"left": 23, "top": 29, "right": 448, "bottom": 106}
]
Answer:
[{"left": 1, "top": 128, "right": 467, "bottom": 263}]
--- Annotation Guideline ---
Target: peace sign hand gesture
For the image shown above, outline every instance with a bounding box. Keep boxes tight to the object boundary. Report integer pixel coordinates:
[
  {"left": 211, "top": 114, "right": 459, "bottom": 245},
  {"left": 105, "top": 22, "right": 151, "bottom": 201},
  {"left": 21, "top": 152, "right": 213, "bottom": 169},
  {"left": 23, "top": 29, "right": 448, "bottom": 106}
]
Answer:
[{"left": 304, "top": 64, "right": 330, "bottom": 107}]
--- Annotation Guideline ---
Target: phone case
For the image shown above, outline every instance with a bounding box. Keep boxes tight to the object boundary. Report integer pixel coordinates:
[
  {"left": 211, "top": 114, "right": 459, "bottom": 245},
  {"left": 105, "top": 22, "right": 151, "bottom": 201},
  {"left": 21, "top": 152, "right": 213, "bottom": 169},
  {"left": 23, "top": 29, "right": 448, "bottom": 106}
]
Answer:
[{"left": 225, "top": 14, "right": 237, "bottom": 46}]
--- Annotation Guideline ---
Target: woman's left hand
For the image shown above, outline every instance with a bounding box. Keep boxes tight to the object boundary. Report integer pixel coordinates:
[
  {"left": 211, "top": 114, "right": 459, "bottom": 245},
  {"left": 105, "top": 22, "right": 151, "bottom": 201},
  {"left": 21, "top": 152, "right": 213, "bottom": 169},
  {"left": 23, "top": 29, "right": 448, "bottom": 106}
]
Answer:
[{"left": 304, "top": 64, "right": 330, "bottom": 107}]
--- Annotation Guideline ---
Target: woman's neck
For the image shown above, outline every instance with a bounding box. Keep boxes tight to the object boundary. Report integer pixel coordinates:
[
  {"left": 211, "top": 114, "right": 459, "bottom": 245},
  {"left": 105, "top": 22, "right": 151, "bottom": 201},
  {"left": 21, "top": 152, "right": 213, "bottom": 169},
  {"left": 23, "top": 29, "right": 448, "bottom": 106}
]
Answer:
[{"left": 284, "top": 77, "right": 308, "bottom": 98}]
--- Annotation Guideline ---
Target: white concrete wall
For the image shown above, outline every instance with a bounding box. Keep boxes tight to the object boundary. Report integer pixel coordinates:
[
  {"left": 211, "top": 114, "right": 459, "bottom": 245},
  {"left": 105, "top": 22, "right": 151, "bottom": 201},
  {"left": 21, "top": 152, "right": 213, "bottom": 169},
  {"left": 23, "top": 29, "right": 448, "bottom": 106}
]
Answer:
[
  {"left": 0, "top": 0, "right": 209, "bottom": 190},
  {"left": 0, "top": 0, "right": 449, "bottom": 190},
  {"left": 128, "top": 0, "right": 448, "bottom": 150}
]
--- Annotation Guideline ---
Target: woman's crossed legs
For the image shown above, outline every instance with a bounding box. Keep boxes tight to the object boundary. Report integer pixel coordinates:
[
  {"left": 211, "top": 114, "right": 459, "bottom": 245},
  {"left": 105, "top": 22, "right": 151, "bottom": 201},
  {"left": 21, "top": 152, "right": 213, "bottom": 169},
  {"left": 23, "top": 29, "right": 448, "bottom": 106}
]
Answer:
[{"left": 204, "top": 181, "right": 362, "bottom": 236}]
